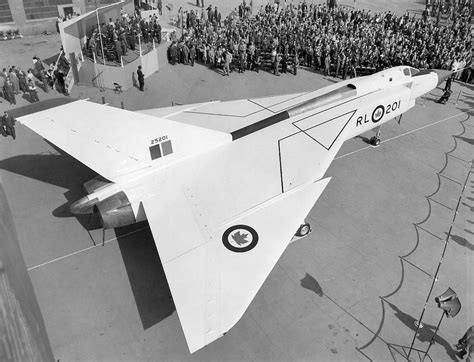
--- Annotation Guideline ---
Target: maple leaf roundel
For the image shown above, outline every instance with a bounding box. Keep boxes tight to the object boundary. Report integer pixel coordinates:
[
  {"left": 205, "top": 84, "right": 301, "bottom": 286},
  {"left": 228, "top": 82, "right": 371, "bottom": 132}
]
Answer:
[
  {"left": 222, "top": 225, "right": 259, "bottom": 253},
  {"left": 371, "top": 105, "right": 385, "bottom": 123}
]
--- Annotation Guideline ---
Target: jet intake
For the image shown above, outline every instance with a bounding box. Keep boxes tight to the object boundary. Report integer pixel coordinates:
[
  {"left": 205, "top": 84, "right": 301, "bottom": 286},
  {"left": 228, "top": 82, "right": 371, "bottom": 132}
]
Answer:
[{"left": 94, "top": 191, "right": 136, "bottom": 229}]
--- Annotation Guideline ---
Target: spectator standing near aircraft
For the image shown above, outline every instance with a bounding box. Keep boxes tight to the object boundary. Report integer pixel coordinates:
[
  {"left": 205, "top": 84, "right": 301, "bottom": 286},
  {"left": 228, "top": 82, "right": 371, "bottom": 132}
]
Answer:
[
  {"left": 17, "top": 68, "right": 28, "bottom": 93},
  {"left": 189, "top": 44, "right": 196, "bottom": 66},
  {"left": 223, "top": 50, "right": 232, "bottom": 76},
  {"left": 9, "top": 67, "right": 19, "bottom": 95},
  {"left": 27, "top": 79, "right": 39, "bottom": 102},
  {"left": 0, "top": 114, "right": 7, "bottom": 137},
  {"left": 158, "top": 0, "right": 162, "bottom": 15},
  {"left": 137, "top": 65, "right": 144, "bottom": 91},
  {"left": 274, "top": 52, "right": 282, "bottom": 76},
  {"left": 4, "top": 78, "right": 15, "bottom": 105},
  {"left": 443, "top": 74, "right": 453, "bottom": 92},
  {"left": 33, "top": 57, "right": 48, "bottom": 92},
  {"left": 2, "top": 111, "right": 16, "bottom": 139},
  {"left": 0, "top": 74, "right": 5, "bottom": 103}
]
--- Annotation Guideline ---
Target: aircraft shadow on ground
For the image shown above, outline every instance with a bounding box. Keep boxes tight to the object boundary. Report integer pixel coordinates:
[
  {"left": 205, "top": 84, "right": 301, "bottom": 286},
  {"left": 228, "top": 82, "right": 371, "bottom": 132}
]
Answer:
[
  {"left": 384, "top": 300, "right": 458, "bottom": 361},
  {"left": 115, "top": 222, "right": 176, "bottom": 330},
  {"left": 354, "top": 134, "right": 372, "bottom": 145},
  {"left": 1, "top": 149, "right": 176, "bottom": 328},
  {"left": 0, "top": 151, "right": 99, "bottom": 230}
]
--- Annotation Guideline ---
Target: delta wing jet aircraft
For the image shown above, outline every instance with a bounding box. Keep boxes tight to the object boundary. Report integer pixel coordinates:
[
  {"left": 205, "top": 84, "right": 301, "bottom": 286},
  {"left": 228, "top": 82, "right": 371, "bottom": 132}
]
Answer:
[{"left": 18, "top": 66, "right": 449, "bottom": 353}]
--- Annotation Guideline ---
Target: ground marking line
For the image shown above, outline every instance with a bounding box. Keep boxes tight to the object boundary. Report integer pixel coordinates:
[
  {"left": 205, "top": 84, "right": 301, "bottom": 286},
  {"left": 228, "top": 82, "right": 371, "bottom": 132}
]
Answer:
[
  {"left": 27, "top": 113, "right": 467, "bottom": 272},
  {"left": 335, "top": 112, "right": 466, "bottom": 160},
  {"left": 27, "top": 226, "right": 150, "bottom": 271}
]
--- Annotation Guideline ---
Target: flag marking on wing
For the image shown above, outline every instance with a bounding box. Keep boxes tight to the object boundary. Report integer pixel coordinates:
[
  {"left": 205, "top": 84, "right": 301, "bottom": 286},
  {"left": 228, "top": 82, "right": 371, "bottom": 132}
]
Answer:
[{"left": 149, "top": 139, "right": 174, "bottom": 160}]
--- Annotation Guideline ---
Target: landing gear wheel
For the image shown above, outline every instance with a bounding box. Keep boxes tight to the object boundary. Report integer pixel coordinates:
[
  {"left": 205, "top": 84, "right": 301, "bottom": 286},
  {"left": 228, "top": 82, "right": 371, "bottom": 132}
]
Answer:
[
  {"left": 296, "top": 223, "right": 311, "bottom": 237},
  {"left": 370, "top": 136, "right": 380, "bottom": 147}
]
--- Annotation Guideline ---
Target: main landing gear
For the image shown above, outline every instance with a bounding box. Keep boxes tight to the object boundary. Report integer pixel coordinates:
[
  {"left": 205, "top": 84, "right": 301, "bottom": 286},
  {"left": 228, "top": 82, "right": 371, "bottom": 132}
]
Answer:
[
  {"left": 290, "top": 223, "right": 312, "bottom": 243},
  {"left": 295, "top": 223, "right": 311, "bottom": 237}
]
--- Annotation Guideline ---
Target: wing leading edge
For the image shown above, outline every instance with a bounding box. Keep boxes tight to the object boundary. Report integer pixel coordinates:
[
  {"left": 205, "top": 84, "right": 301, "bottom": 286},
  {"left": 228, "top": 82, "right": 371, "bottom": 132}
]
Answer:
[
  {"left": 17, "top": 100, "right": 231, "bottom": 182},
  {"left": 142, "top": 177, "right": 331, "bottom": 353}
]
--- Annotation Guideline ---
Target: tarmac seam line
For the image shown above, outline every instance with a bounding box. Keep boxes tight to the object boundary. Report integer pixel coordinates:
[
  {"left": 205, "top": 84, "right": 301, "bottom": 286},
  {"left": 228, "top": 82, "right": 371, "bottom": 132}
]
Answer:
[{"left": 26, "top": 226, "right": 150, "bottom": 272}]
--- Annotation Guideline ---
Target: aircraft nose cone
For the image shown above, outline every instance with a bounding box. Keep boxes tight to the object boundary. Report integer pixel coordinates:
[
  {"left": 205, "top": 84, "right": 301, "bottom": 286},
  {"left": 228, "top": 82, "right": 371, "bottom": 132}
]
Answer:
[{"left": 433, "top": 69, "right": 453, "bottom": 86}]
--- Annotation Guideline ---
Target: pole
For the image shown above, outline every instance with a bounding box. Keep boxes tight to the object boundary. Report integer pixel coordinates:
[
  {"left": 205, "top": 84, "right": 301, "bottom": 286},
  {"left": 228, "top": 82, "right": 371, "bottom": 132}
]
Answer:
[
  {"left": 96, "top": 9, "right": 106, "bottom": 65},
  {"left": 422, "top": 312, "right": 445, "bottom": 361},
  {"left": 407, "top": 225, "right": 453, "bottom": 360}
]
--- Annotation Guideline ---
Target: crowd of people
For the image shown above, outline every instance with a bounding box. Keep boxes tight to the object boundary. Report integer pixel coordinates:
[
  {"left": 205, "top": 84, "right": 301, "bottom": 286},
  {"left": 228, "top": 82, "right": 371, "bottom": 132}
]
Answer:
[
  {"left": 168, "top": 0, "right": 472, "bottom": 80},
  {"left": 1, "top": 53, "right": 70, "bottom": 106},
  {"left": 2, "top": 0, "right": 472, "bottom": 111},
  {"left": 84, "top": 12, "right": 162, "bottom": 64}
]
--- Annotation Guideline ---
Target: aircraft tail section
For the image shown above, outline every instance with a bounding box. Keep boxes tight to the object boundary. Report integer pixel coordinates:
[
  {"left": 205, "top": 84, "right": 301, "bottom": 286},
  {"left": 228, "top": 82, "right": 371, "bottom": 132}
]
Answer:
[{"left": 17, "top": 100, "right": 232, "bottom": 182}]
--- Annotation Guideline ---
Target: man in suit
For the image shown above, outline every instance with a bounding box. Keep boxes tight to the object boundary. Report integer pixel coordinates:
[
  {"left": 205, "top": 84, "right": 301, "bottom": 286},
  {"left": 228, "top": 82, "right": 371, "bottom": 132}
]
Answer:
[
  {"left": 137, "top": 65, "right": 144, "bottom": 91},
  {"left": 3, "top": 111, "right": 16, "bottom": 139}
]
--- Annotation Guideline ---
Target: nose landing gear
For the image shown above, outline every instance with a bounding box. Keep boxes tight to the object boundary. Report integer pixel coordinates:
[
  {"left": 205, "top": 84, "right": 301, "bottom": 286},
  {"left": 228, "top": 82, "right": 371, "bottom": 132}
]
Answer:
[
  {"left": 369, "top": 136, "right": 381, "bottom": 147},
  {"left": 370, "top": 125, "right": 382, "bottom": 147}
]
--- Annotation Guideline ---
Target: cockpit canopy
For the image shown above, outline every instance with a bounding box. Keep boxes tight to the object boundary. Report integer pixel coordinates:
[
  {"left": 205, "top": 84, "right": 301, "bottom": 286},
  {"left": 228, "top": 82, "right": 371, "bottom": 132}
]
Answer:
[{"left": 404, "top": 67, "right": 420, "bottom": 76}]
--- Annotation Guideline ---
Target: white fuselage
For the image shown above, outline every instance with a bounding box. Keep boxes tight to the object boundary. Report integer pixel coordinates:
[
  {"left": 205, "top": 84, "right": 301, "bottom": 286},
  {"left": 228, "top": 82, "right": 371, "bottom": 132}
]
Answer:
[{"left": 74, "top": 66, "right": 439, "bottom": 227}]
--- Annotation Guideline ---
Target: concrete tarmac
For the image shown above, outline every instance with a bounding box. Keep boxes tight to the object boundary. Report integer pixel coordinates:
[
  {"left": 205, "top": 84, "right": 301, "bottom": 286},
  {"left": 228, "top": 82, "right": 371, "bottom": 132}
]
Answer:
[{"left": 1, "top": 1, "right": 473, "bottom": 360}]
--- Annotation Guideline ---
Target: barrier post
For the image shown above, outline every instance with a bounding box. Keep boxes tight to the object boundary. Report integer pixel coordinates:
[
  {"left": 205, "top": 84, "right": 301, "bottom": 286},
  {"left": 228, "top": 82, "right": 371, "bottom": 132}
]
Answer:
[
  {"left": 121, "top": 101, "right": 124, "bottom": 109},
  {"left": 96, "top": 9, "right": 106, "bottom": 66},
  {"left": 153, "top": 38, "right": 156, "bottom": 50},
  {"left": 121, "top": 56, "right": 124, "bottom": 68},
  {"left": 102, "top": 96, "right": 105, "bottom": 104},
  {"left": 93, "top": 51, "right": 97, "bottom": 64}
]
